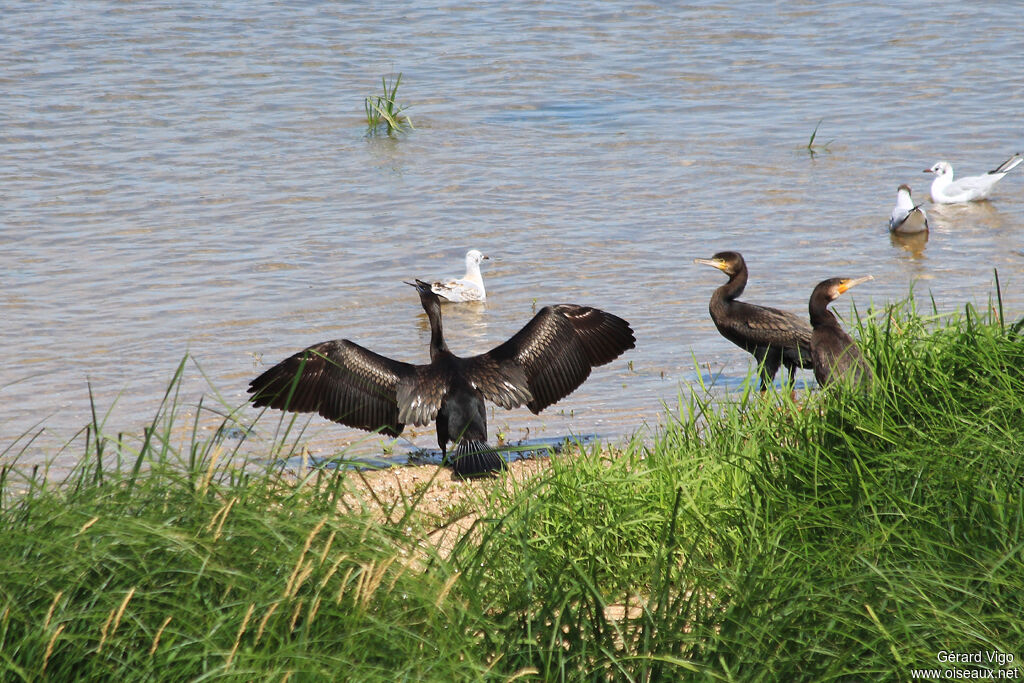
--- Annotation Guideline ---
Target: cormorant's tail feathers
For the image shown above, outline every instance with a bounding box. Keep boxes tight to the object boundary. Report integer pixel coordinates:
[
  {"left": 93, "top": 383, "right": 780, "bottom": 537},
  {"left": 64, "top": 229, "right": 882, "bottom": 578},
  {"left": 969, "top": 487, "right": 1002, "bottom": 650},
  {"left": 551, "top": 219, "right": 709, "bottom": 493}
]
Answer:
[{"left": 449, "top": 440, "right": 506, "bottom": 478}]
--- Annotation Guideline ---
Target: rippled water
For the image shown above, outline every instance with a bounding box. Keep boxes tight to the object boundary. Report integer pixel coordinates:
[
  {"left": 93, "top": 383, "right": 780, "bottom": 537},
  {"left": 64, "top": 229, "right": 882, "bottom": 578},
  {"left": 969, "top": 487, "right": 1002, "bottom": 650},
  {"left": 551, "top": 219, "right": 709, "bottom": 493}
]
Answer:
[{"left": 4, "top": 1, "right": 1023, "bottom": 471}]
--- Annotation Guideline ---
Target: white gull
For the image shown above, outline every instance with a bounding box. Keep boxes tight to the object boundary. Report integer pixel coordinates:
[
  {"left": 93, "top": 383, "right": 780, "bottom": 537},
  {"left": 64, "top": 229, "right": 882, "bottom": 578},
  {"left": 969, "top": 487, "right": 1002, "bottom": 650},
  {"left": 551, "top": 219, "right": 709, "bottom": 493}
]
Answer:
[
  {"left": 925, "top": 153, "right": 1022, "bottom": 204},
  {"left": 889, "top": 184, "right": 929, "bottom": 234},
  {"left": 431, "top": 249, "right": 489, "bottom": 302}
]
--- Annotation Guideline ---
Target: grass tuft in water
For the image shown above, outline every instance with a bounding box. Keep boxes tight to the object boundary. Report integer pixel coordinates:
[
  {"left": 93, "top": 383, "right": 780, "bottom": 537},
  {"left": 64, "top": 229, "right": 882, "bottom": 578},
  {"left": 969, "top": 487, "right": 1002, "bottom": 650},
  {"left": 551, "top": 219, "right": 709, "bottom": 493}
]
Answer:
[
  {"left": 364, "top": 72, "right": 414, "bottom": 137},
  {"left": 806, "top": 117, "right": 833, "bottom": 157}
]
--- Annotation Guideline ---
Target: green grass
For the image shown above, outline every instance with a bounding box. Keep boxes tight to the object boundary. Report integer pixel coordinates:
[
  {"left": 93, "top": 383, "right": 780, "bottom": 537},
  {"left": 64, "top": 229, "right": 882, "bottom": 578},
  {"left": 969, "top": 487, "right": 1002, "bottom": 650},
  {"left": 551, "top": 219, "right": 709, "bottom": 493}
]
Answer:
[
  {"left": 2, "top": 289, "right": 1023, "bottom": 681},
  {"left": 364, "top": 73, "right": 413, "bottom": 137},
  {"left": 806, "top": 118, "right": 833, "bottom": 157}
]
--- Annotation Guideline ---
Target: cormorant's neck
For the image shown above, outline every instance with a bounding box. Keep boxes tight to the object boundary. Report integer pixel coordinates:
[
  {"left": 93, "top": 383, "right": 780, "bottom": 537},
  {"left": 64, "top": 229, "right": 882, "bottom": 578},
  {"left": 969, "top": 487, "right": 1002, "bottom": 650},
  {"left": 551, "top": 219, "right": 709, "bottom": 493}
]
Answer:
[
  {"left": 809, "top": 292, "right": 838, "bottom": 329},
  {"left": 715, "top": 268, "right": 747, "bottom": 304},
  {"left": 424, "top": 299, "right": 449, "bottom": 360}
]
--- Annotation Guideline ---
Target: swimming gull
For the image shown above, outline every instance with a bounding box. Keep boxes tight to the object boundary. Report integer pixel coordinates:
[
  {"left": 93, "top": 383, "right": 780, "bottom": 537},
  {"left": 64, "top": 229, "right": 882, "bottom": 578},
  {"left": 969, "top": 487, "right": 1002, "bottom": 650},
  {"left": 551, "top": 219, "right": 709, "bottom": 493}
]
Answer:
[
  {"left": 924, "top": 153, "right": 1022, "bottom": 204},
  {"left": 889, "top": 184, "right": 929, "bottom": 234},
  {"left": 431, "top": 249, "right": 489, "bottom": 302}
]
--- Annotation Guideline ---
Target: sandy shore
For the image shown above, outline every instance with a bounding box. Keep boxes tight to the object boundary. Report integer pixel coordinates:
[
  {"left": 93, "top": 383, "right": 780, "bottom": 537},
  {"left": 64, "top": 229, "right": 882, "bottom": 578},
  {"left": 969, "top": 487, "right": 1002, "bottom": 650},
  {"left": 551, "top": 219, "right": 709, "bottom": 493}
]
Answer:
[
  {"left": 287, "top": 452, "right": 566, "bottom": 559},
  {"left": 334, "top": 454, "right": 554, "bottom": 520}
]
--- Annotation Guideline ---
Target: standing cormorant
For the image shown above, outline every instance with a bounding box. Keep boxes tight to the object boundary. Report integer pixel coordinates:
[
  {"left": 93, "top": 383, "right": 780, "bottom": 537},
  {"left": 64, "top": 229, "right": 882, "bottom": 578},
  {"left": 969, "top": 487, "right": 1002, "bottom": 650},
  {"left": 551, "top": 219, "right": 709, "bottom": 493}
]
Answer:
[
  {"left": 248, "top": 280, "right": 635, "bottom": 477},
  {"left": 925, "top": 153, "right": 1022, "bottom": 204},
  {"left": 431, "top": 249, "right": 489, "bottom": 302},
  {"left": 694, "top": 251, "right": 813, "bottom": 390},
  {"left": 808, "top": 276, "right": 873, "bottom": 388}
]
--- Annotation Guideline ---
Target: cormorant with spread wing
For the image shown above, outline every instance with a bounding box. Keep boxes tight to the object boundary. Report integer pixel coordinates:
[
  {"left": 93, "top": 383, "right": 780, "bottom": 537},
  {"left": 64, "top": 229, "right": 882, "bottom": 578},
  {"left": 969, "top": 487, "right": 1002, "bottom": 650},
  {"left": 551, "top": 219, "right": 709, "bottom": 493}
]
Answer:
[
  {"left": 248, "top": 280, "right": 635, "bottom": 477},
  {"left": 809, "top": 276, "right": 873, "bottom": 387},
  {"left": 694, "top": 251, "right": 813, "bottom": 390}
]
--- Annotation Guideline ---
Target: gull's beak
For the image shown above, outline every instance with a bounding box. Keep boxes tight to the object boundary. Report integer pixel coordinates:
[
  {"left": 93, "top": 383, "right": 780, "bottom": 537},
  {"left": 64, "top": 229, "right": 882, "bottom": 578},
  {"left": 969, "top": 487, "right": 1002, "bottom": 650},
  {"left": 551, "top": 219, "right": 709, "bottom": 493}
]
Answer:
[
  {"left": 837, "top": 275, "right": 873, "bottom": 294},
  {"left": 923, "top": 168, "right": 933, "bottom": 173},
  {"left": 693, "top": 257, "right": 728, "bottom": 271}
]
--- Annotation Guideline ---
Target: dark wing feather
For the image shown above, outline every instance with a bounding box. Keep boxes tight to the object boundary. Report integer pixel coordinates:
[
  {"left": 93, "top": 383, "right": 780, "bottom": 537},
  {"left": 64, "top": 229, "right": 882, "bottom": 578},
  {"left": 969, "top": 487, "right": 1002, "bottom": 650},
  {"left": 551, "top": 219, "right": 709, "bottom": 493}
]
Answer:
[
  {"left": 248, "top": 339, "right": 415, "bottom": 435},
  {"left": 731, "top": 301, "right": 812, "bottom": 347},
  {"left": 811, "top": 328, "right": 872, "bottom": 387},
  {"left": 471, "top": 304, "right": 636, "bottom": 414},
  {"left": 712, "top": 300, "right": 813, "bottom": 372},
  {"left": 458, "top": 354, "right": 533, "bottom": 410},
  {"left": 395, "top": 365, "right": 450, "bottom": 427}
]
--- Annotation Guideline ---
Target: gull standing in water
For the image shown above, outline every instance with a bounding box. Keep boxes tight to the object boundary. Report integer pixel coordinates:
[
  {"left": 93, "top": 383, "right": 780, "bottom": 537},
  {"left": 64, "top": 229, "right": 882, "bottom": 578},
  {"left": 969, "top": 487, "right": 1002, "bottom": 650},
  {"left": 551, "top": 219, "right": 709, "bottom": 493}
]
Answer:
[
  {"left": 694, "top": 251, "right": 814, "bottom": 390},
  {"left": 889, "top": 184, "right": 929, "bottom": 234},
  {"left": 431, "top": 249, "right": 489, "bottom": 302},
  {"left": 809, "top": 276, "right": 874, "bottom": 388},
  {"left": 925, "top": 153, "right": 1023, "bottom": 204},
  {"left": 248, "top": 280, "right": 635, "bottom": 477}
]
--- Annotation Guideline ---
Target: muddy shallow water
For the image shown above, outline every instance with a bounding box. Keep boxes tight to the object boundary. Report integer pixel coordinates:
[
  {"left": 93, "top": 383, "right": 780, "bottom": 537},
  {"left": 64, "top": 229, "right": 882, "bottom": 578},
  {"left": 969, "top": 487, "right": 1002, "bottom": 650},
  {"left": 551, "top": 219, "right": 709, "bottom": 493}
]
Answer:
[{"left": 3, "top": 1, "right": 1023, "bottom": 471}]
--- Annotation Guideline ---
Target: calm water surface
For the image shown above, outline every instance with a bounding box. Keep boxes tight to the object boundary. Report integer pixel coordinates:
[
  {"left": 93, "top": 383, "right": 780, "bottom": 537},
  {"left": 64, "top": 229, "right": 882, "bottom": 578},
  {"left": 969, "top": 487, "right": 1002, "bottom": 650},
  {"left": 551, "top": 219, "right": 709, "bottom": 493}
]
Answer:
[{"left": 3, "top": 1, "right": 1023, "bottom": 471}]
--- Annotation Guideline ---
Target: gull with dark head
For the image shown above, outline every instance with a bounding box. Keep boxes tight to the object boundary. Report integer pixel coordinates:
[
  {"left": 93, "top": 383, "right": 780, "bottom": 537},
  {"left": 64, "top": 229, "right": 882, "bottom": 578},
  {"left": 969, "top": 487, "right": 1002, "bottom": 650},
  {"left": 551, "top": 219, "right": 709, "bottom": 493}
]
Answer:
[
  {"left": 431, "top": 249, "right": 489, "bottom": 302},
  {"left": 889, "top": 184, "right": 929, "bottom": 234},
  {"left": 925, "top": 153, "right": 1022, "bottom": 204}
]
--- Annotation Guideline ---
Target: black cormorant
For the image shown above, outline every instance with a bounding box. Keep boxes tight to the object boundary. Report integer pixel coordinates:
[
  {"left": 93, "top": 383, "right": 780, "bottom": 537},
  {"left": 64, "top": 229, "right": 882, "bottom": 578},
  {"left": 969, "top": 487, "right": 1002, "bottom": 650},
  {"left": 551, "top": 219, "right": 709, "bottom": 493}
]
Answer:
[
  {"left": 808, "top": 276, "right": 873, "bottom": 387},
  {"left": 248, "top": 280, "right": 635, "bottom": 477},
  {"left": 694, "top": 251, "right": 813, "bottom": 390}
]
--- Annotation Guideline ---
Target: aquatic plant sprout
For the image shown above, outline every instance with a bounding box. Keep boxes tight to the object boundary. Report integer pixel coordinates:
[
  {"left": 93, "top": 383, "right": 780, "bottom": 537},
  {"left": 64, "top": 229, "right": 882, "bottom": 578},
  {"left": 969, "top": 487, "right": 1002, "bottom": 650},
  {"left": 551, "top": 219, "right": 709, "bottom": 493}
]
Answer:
[{"left": 364, "top": 73, "right": 413, "bottom": 136}]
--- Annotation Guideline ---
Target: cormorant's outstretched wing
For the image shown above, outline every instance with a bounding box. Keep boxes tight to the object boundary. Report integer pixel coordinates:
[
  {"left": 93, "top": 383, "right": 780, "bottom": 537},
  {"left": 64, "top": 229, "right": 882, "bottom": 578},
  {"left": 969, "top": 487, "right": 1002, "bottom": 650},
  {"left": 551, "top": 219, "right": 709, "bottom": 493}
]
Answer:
[
  {"left": 469, "top": 304, "right": 635, "bottom": 414},
  {"left": 394, "top": 365, "right": 450, "bottom": 427},
  {"left": 248, "top": 339, "right": 416, "bottom": 435}
]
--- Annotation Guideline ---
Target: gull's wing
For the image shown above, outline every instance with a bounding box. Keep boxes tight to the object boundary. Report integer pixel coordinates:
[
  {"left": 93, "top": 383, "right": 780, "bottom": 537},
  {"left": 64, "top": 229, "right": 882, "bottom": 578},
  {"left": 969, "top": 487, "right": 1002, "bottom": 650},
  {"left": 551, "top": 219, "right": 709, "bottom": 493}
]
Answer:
[
  {"left": 431, "top": 278, "right": 485, "bottom": 302},
  {"left": 948, "top": 173, "right": 1001, "bottom": 195},
  {"left": 990, "top": 153, "right": 1023, "bottom": 175},
  {"left": 890, "top": 206, "right": 910, "bottom": 231}
]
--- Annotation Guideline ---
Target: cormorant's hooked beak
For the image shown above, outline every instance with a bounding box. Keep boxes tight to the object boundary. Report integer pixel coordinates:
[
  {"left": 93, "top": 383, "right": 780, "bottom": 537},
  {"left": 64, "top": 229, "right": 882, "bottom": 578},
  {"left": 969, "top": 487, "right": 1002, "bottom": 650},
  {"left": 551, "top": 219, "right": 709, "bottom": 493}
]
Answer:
[
  {"left": 404, "top": 279, "right": 433, "bottom": 293},
  {"left": 837, "top": 275, "right": 873, "bottom": 294},
  {"left": 693, "top": 257, "right": 728, "bottom": 271}
]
